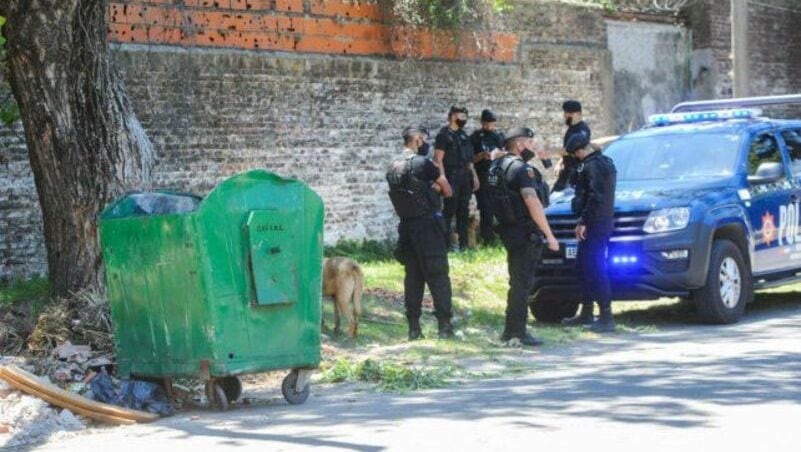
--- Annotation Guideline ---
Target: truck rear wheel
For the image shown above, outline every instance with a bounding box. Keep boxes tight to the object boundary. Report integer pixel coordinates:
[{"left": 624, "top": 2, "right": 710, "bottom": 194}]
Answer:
[
  {"left": 692, "top": 239, "right": 750, "bottom": 324},
  {"left": 529, "top": 295, "right": 579, "bottom": 323}
]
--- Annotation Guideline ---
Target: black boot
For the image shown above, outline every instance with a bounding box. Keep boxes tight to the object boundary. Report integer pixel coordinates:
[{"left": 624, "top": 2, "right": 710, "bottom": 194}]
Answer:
[
  {"left": 562, "top": 304, "right": 594, "bottom": 327},
  {"left": 587, "top": 307, "right": 616, "bottom": 333},
  {"left": 408, "top": 318, "right": 424, "bottom": 341},
  {"left": 500, "top": 331, "right": 543, "bottom": 347},
  {"left": 437, "top": 320, "right": 455, "bottom": 339}
]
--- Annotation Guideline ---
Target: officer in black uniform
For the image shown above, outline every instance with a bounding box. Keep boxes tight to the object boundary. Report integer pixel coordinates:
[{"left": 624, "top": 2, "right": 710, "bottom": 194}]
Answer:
[
  {"left": 435, "top": 106, "right": 479, "bottom": 251},
  {"left": 553, "top": 100, "right": 592, "bottom": 192},
  {"left": 470, "top": 109, "right": 505, "bottom": 245},
  {"left": 561, "top": 132, "right": 617, "bottom": 332},
  {"left": 488, "top": 127, "right": 560, "bottom": 346},
  {"left": 387, "top": 126, "right": 456, "bottom": 340}
]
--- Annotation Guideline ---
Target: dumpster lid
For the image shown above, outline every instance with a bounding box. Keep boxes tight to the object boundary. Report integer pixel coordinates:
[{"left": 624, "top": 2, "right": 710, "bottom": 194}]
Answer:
[{"left": 101, "top": 191, "right": 202, "bottom": 220}]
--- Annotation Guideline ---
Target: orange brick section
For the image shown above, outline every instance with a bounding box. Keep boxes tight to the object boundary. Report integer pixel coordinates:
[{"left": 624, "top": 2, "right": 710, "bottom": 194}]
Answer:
[
  {"left": 106, "top": 1, "right": 519, "bottom": 62},
  {"left": 310, "top": 0, "right": 384, "bottom": 21},
  {"left": 275, "top": 0, "right": 304, "bottom": 13}
]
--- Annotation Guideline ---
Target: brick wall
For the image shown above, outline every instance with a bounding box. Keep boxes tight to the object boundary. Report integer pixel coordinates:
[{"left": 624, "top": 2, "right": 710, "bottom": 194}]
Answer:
[
  {"left": 606, "top": 19, "right": 691, "bottom": 133},
  {"left": 2, "top": 0, "right": 616, "bottom": 280},
  {"left": 106, "top": 0, "right": 518, "bottom": 61},
  {"left": 685, "top": 0, "right": 801, "bottom": 107}
]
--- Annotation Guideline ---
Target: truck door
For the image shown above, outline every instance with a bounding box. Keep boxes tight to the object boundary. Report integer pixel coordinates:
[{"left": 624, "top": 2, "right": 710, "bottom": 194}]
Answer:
[
  {"left": 746, "top": 131, "right": 794, "bottom": 275},
  {"left": 778, "top": 128, "right": 801, "bottom": 265}
]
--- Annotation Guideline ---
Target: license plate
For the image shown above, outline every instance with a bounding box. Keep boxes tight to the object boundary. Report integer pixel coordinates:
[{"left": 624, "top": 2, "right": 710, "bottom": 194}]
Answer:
[{"left": 565, "top": 245, "right": 578, "bottom": 260}]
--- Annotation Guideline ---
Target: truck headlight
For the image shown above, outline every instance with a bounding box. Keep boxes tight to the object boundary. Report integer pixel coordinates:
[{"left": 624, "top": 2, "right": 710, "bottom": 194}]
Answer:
[{"left": 643, "top": 208, "right": 690, "bottom": 234}]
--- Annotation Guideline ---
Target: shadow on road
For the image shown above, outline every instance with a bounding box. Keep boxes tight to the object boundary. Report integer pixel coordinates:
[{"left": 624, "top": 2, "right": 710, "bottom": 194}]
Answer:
[
  {"left": 616, "top": 289, "right": 801, "bottom": 327},
  {"left": 146, "top": 300, "right": 801, "bottom": 450}
]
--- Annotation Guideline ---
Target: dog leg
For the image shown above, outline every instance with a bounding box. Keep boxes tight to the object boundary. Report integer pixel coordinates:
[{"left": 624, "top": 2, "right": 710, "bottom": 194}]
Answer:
[
  {"left": 351, "top": 272, "right": 363, "bottom": 338},
  {"left": 333, "top": 299, "right": 341, "bottom": 336},
  {"left": 337, "top": 279, "right": 357, "bottom": 338}
]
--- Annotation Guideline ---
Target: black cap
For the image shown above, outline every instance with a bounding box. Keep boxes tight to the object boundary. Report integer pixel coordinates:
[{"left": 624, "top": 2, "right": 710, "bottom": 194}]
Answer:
[
  {"left": 402, "top": 125, "right": 429, "bottom": 139},
  {"left": 562, "top": 100, "right": 582, "bottom": 113},
  {"left": 504, "top": 127, "right": 535, "bottom": 143},
  {"left": 480, "top": 109, "right": 497, "bottom": 122},
  {"left": 449, "top": 105, "right": 468, "bottom": 116},
  {"left": 565, "top": 131, "right": 590, "bottom": 153}
]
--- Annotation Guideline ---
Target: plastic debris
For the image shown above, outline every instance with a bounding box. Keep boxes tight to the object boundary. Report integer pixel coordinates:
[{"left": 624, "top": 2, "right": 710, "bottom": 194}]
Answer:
[{"left": 89, "top": 371, "right": 174, "bottom": 416}]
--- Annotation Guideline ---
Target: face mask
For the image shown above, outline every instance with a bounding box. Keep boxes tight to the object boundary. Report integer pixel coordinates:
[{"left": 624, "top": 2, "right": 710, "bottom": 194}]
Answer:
[
  {"left": 456, "top": 119, "right": 468, "bottom": 129},
  {"left": 417, "top": 141, "right": 431, "bottom": 156},
  {"left": 521, "top": 148, "right": 535, "bottom": 162},
  {"left": 565, "top": 117, "right": 573, "bottom": 127}
]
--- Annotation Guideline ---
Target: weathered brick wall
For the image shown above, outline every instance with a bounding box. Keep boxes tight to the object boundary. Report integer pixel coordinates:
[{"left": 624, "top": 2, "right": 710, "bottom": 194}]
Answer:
[
  {"left": 745, "top": 0, "right": 801, "bottom": 117},
  {"left": 0, "top": 128, "right": 45, "bottom": 279},
  {"left": 606, "top": 19, "right": 691, "bottom": 133},
  {"left": 685, "top": 0, "right": 801, "bottom": 107},
  {"left": 106, "top": 0, "right": 518, "bottom": 61},
  {"left": 1, "top": 0, "right": 615, "bottom": 280}
]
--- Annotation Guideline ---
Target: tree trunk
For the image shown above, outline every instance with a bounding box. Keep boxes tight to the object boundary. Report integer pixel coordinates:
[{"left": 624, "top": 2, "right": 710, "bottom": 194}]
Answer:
[{"left": 2, "top": 0, "right": 154, "bottom": 295}]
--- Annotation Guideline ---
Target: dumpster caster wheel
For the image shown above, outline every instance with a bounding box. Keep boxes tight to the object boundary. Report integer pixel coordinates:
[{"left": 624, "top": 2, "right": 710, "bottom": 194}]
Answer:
[
  {"left": 219, "top": 376, "right": 242, "bottom": 402},
  {"left": 282, "top": 370, "right": 310, "bottom": 405},
  {"left": 206, "top": 381, "right": 230, "bottom": 411}
]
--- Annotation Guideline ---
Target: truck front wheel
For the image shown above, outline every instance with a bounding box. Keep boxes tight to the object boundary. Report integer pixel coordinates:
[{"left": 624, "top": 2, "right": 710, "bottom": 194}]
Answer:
[
  {"left": 529, "top": 295, "right": 579, "bottom": 323},
  {"left": 692, "top": 239, "right": 750, "bottom": 324}
]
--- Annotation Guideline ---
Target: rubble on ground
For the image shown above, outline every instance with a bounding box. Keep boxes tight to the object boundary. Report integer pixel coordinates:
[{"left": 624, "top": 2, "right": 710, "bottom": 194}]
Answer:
[{"left": 0, "top": 373, "right": 87, "bottom": 449}]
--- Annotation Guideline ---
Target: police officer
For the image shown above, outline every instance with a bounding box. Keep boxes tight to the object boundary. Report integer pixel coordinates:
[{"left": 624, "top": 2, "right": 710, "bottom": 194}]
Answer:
[
  {"left": 435, "top": 106, "right": 479, "bottom": 251},
  {"left": 561, "top": 132, "right": 617, "bottom": 332},
  {"left": 553, "top": 100, "right": 592, "bottom": 192},
  {"left": 470, "top": 109, "right": 505, "bottom": 245},
  {"left": 387, "top": 126, "right": 456, "bottom": 340},
  {"left": 489, "top": 127, "right": 560, "bottom": 346}
]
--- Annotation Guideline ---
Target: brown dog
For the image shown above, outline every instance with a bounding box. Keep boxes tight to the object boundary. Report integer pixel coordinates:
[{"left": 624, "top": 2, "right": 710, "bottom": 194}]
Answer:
[{"left": 322, "top": 257, "right": 363, "bottom": 338}]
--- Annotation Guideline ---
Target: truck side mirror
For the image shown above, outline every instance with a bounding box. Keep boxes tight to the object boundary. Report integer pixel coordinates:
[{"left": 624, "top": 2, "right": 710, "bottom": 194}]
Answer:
[{"left": 748, "top": 162, "right": 785, "bottom": 185}]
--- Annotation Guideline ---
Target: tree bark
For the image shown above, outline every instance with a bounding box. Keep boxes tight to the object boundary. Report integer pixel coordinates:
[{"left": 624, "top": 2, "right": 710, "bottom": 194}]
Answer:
[{"left": 2, "top": 0, "right": 154, "bottom": 295}]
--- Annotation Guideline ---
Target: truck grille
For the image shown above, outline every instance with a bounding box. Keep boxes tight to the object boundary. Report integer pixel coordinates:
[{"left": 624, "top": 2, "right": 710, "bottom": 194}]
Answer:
[{"left": 547, "top": 212, "right": 650, "bottom": 240}]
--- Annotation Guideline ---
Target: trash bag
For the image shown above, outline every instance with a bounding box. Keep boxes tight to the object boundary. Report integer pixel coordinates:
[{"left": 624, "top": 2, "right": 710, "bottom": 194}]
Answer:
[
  {"left": 102, "top": 192, "right": 202, "bottom": 219},
  {"left": 89, "top": 371, "right": 175, "bottom": 416}
]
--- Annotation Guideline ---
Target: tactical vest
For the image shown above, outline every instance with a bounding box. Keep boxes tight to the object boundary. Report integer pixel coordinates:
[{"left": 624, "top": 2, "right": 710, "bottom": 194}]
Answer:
[
  {"left": 488, "top": 156, "right": 549, "bottom": 226},
  {"left": 386, "top": 156, "right": 438, "bottom": 220},
  {"left": 440, "top": 128, "right": 472, "bottom": 170}
]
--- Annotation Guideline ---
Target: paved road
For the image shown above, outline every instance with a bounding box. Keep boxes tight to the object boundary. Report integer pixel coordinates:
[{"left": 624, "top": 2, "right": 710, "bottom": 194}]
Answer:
[{"left": 39, "top": 303, "right": 801, "bottom": 451}]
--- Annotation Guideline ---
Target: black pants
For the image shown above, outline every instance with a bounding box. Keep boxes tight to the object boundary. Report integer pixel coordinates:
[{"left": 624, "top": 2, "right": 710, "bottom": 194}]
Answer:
[
  {"left": 396, "top": 216, "right": 453, "bottom": 323},
  {"left": 475, "top": 172, "right": 495, "bottom": 243},
  {"left": 499, "top": 224, "right": 543, "bottom": 339},
  {"left": 443, "top": 169, "right": 471, "bottom": 249},
  {"left": 576, "top": 224, "right": 613, "bottom": 310}
]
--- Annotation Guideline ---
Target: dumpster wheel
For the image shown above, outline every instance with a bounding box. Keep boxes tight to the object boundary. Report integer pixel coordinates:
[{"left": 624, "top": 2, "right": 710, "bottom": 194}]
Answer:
[
  {"left": 281, "top": 369, "right": 311, "bottom": 405},
  {"left": 218, "top": 376, "right": 242, "bottom": 403},
  {"left": 206, "top": 380, "right": 230, "bottom": 411}
]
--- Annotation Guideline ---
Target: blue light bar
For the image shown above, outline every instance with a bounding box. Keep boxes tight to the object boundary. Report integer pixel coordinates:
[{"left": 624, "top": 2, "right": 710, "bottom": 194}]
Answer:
[
  {"left": 647, "top": 108, "right": 762, "bottom": 127},
  {"left": 611, "top": 255, "right": 639, "bottom": 266}
]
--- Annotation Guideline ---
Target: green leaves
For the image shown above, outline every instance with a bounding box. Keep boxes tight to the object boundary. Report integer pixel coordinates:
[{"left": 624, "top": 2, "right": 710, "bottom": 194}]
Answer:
[
  {"left": 0, "top": 16, "right": 6, "bottom": 46},
  {"left": 391, "top": 0, "right": 510, "bottom": 29},
  {"left": 0, "top": 15, "right": 20, "bottom": 128}
]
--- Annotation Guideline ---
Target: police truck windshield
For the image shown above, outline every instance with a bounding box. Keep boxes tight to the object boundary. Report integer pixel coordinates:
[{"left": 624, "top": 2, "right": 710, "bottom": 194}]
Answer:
[{"left": 604, "top": 133, "right": 741, "bottom": 182}]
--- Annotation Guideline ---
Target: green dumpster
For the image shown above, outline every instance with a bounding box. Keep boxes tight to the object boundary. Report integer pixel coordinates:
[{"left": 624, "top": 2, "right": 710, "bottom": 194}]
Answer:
[{"left": 98, "top": 170, "right": 324, "bottom": 408}]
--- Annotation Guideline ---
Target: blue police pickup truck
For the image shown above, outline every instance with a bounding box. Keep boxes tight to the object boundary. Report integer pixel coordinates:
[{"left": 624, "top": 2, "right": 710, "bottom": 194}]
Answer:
[{"left": 532, "top": 95, "right": 801, "bottom": 325}]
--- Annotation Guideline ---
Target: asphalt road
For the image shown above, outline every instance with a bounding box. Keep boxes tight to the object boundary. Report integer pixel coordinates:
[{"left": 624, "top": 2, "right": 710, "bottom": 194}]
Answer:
[{"left": 38, "top": 302, "right": 801, "bottom": 451}]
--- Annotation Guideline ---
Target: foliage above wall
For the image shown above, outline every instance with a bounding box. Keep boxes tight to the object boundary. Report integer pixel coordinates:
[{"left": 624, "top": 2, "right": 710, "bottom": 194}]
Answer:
[
  {"left": 0, "top": 16, "right": 21, "bottom": 129},
  {"left": 581, "top": 0, "right": 695, "bottom": 13},
  {"left": 388, "top": 0, "right": 512, "bottom": 30}
]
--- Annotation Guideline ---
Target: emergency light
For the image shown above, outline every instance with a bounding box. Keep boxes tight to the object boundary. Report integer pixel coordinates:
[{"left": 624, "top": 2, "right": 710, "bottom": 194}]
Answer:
[
  {"left": 612, "top": 255, "right": 639, "bottom": 265},
  {"left": 647, "top": 108, "right": 761, "bottom": 127}
]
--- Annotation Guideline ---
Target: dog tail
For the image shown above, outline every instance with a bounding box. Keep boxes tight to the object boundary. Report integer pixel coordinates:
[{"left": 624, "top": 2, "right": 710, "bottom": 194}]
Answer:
[{"left": 352, "top": 262, "right": 363, "bottom": 321}]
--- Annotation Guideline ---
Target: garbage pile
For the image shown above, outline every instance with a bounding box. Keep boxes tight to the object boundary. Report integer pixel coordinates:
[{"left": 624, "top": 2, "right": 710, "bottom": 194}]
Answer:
[{"left": 0, "top": 290, "right": 171, "bottom": 448}]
